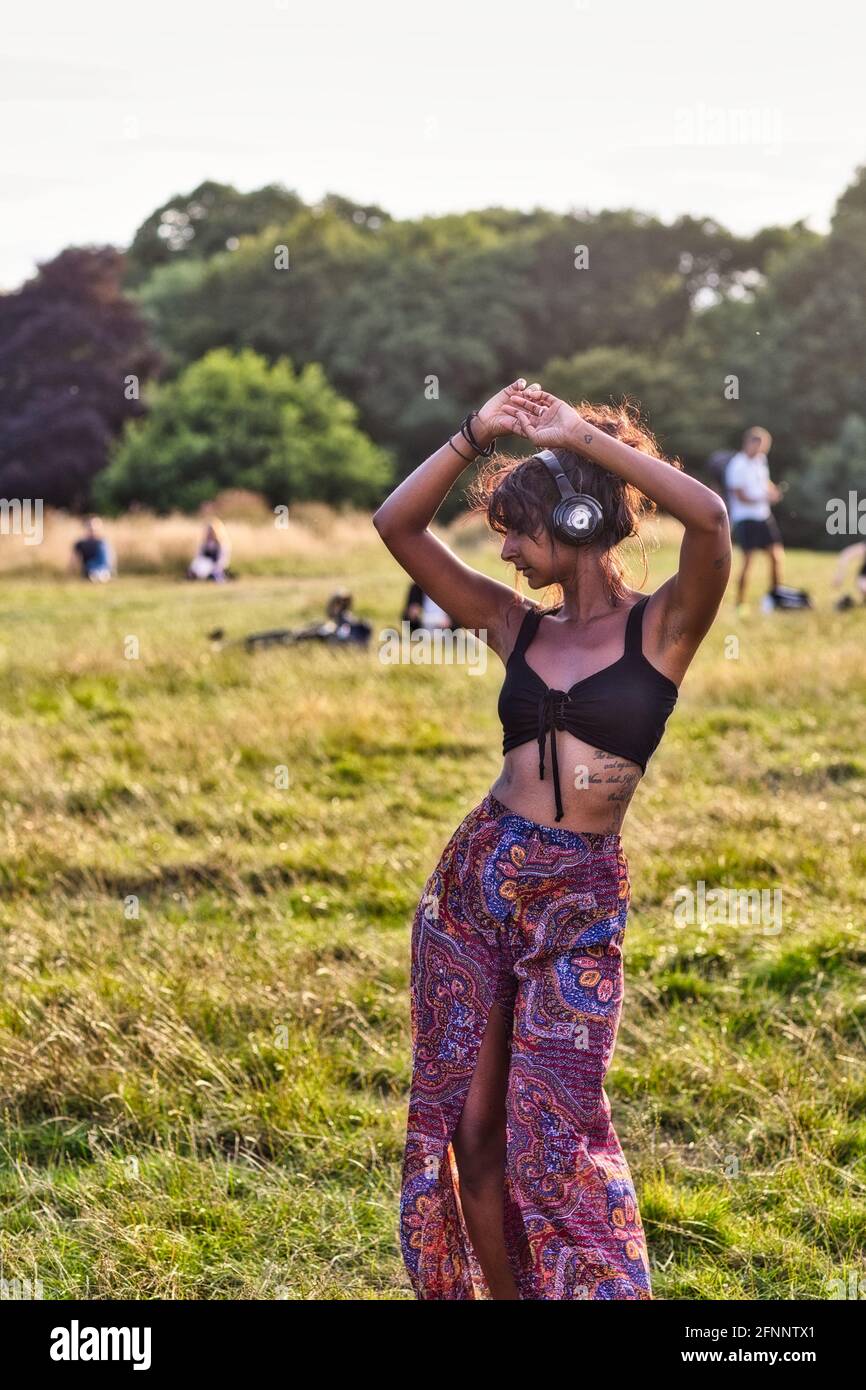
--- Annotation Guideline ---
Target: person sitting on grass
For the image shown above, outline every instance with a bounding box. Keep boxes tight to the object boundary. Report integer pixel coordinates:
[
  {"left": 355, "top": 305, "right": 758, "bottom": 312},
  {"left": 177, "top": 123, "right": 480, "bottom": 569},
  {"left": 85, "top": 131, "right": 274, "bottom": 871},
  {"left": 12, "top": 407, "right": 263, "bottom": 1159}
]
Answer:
[
  {"left": 293, "top": 592, "right": 372, "bottom": 646},
  {"left": 70, "top": 516, "right": 114, "bottom": 582},
  {"left": 401, "top": 581, "right": 454, "bottom": 633},
  {"left": 831, "top": 540, "right": 866, "bottom": 608},
  {"left": 188, "top": 518, "right": 231, "bottom": 581}
]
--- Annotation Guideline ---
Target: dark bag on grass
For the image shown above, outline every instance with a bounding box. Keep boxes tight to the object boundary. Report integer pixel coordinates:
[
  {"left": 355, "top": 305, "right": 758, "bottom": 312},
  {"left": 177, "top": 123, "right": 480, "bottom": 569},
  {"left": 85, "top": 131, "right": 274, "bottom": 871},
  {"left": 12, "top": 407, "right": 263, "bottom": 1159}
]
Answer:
[{"left": 761, "top": 585, "right": 812, "bottom": 611}]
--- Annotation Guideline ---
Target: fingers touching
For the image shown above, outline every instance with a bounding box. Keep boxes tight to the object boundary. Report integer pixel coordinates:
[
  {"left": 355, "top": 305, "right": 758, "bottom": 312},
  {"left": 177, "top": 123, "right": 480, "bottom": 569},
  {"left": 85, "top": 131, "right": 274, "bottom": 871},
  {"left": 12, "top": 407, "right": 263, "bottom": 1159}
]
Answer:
[
  {"left": 495, "top": 379, "right": 556, "bottom": 440},
  {"left": 506, "top": 391, "right": 545, "bottom": 418},
  {"left": 503, "top": 406, "right": 539, "bottom": 440}
]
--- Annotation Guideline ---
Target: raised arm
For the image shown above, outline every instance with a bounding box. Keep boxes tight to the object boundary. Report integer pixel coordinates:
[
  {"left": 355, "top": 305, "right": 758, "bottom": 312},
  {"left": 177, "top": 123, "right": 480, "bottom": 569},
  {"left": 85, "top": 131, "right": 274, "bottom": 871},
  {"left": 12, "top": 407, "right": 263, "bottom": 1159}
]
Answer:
[
  {"left": 372, "top": 380, "right": 536, "bottom": 658},
  {"left": 507, "top": 387, "right": 731, "bottom": 675}
]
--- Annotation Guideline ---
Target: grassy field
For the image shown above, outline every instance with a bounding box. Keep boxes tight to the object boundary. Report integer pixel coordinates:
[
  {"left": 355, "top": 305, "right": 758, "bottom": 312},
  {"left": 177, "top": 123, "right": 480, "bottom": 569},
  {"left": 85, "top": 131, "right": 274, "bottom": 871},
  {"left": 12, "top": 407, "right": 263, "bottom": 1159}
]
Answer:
[{"left": 1, "top": 515, "right": 865, "bottom": 1300}]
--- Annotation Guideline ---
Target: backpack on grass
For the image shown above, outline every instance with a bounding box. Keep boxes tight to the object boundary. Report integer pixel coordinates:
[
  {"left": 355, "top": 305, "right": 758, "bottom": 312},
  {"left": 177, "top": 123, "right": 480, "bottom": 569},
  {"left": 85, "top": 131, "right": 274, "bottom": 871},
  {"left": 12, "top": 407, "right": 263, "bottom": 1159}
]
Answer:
[{"left": 761, "top": 585, "right": 812, "bottom": 612}]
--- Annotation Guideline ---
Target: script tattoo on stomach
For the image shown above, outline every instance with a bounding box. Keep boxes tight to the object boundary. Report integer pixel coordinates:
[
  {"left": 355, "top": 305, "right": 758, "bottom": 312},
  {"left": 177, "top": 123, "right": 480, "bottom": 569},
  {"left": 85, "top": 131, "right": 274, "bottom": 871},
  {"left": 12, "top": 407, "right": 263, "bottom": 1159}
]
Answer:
[{"left": 586, "top": 750, "right": 641, "bottom": 806}]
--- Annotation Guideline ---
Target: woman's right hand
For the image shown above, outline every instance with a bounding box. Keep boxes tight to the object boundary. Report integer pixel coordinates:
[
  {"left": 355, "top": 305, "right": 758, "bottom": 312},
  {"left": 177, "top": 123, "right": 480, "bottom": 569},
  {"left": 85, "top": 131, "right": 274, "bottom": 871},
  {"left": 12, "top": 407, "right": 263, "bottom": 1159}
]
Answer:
[{"left": 470, "top": 378, "right": 541, "bottom": 449}]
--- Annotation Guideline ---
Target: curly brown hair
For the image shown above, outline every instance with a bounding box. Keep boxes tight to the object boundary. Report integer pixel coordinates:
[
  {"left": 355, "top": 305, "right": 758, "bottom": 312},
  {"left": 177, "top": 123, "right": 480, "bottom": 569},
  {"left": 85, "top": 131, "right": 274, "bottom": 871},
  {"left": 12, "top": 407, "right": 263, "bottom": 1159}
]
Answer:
[{"left": 465, "top": 399, "right": 682, "bottom": 602}]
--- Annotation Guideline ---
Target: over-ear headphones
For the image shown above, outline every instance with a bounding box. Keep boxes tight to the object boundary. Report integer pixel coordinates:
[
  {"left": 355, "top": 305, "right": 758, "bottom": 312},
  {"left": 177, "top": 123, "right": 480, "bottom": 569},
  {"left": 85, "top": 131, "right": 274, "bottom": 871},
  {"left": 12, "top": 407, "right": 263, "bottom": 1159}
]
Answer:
[{"left": 536, "top": 449, "right": 604, "bottom": 545}]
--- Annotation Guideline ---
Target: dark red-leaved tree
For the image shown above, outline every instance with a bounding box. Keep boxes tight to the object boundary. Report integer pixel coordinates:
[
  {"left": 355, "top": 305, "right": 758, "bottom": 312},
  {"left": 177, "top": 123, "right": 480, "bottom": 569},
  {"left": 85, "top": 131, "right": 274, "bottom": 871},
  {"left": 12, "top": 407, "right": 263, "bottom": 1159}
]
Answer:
[{"left": 0, "top": 246, "right": 162, "bottom": 511}]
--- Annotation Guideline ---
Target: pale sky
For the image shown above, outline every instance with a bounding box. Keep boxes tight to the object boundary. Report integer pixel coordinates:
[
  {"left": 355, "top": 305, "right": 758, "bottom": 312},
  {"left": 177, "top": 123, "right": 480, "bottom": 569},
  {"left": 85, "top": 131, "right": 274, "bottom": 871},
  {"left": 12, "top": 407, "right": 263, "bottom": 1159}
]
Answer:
[{"left": 3, "top": 0, "right": 865, "bottom": 291}]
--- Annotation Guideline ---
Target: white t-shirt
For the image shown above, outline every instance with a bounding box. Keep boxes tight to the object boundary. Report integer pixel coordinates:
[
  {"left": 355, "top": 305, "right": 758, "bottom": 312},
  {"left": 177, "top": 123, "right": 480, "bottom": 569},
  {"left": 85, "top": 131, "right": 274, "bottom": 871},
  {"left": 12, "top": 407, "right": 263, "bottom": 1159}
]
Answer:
[
  {"left": 421, "top": 594, "right": 451, "bottom": 628},
  {"left": 725, "top": 452, "right": 771, "bottom": 523}
]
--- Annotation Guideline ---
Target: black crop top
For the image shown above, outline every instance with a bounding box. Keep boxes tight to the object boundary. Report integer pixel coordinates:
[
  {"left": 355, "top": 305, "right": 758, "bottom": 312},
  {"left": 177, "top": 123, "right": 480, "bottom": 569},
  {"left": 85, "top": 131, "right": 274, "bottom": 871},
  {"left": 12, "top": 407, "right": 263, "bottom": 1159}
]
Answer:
[{"left": 497, "top": 594, "right": 679, "bottom": 822}]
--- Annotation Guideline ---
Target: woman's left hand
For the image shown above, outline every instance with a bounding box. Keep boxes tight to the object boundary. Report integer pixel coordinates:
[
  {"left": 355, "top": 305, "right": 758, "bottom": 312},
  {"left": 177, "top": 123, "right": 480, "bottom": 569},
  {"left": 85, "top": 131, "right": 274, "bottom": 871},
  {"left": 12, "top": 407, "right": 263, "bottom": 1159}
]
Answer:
[
  {"left": 472, "top": 378, "right": 540, "bottom": 447},
  {"left": 505, "top": 386, "right": 584, "bottom": 450}
]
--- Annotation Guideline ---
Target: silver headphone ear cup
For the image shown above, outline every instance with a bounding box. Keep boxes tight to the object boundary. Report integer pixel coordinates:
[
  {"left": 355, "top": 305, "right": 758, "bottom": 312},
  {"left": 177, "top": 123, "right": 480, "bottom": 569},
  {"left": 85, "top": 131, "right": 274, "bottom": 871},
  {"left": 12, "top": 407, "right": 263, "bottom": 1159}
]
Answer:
[
  {"left": 552, "top": 496, "right": 603, "bottom": 544},
  {"left": 540, "top": 453, "right": 603, "bottom": 544}
]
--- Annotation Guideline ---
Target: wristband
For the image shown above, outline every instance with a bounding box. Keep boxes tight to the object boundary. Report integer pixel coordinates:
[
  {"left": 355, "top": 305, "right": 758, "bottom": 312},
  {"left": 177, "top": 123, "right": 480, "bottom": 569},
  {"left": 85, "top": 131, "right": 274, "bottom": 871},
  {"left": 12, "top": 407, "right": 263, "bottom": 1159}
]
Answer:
[{"left": 459, "top": 411, "right": 495, "bottom": 458}]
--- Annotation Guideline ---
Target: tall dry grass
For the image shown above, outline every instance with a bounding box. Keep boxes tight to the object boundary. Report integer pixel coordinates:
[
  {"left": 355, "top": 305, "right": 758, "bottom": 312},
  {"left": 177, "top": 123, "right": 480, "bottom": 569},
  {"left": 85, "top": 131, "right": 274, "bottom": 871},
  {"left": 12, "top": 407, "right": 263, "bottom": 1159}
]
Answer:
[{"left": 0, "top": 502, "right": 381, "bottom": 577}]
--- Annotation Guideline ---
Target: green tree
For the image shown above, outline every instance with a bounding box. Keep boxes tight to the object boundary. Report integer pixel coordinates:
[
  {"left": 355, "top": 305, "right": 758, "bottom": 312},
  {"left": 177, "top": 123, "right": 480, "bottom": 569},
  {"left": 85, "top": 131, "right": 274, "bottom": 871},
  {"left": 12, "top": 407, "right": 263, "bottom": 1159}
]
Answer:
[
  {"left": 119, "top": 177, "right": 866, "bottom": 545},
  {"left": 0, "top": 245, "right": 161, "bottom": 510},
  {"left": 780, "top": 413, "right": 866, "bottom": 547},
  {"left": 129, "top": 199, "right": 773, "bottom": 482},
  {"left": 538, "top": 343, "right": 731, "bottom": 462},
  {"left": 92, "top": 347, "right": 392, "bottom": 514},
  {"left": 124, "top": 181, "right": 307, "bottom": 285}
]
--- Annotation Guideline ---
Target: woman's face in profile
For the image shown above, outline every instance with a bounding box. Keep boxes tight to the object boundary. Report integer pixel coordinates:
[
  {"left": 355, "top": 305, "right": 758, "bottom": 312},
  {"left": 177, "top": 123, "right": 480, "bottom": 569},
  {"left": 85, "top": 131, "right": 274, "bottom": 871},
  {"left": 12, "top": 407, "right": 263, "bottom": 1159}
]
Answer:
[{"left": 499, "top": 524, "right": 560, "bottom": 588}]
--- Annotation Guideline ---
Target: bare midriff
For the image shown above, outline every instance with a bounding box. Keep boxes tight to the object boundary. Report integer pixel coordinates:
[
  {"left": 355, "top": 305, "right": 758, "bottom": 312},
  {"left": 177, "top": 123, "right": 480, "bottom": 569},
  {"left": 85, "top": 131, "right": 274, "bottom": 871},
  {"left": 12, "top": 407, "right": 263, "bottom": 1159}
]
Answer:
[{"left": 489, "top": 731, "right": 642, "bottom": 834}]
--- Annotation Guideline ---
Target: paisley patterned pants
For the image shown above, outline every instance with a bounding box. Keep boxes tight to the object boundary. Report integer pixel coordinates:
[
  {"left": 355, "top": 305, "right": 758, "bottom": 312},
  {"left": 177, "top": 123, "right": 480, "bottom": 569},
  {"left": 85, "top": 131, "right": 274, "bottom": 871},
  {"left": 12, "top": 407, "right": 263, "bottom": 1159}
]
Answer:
[{"left": 399, "top": 790, "right": 652, "bottom": 1300}]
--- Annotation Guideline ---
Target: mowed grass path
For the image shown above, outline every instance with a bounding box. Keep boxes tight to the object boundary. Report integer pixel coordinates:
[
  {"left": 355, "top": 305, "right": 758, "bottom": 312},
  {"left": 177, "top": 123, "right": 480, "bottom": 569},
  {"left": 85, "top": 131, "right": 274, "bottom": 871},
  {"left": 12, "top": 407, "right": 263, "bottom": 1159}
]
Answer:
[{"left": 1, "top": 525, "right": 864, "bottom": 1299}]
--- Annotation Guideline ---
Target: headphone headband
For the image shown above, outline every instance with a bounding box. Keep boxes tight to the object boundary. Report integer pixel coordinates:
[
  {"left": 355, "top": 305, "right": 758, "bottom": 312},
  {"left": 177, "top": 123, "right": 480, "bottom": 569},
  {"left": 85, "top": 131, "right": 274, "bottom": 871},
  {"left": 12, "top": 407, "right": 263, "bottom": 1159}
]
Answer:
[{"left": 536, "top": 449, "right": 577, "bottom": 501}]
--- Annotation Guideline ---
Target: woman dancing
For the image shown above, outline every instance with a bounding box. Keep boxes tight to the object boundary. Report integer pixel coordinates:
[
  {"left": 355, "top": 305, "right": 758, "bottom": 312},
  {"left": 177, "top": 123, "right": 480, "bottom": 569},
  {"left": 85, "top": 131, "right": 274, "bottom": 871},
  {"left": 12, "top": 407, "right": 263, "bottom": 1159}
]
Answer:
[{"left": 373, "top": 379, "right": 731, "bottom": 1300}]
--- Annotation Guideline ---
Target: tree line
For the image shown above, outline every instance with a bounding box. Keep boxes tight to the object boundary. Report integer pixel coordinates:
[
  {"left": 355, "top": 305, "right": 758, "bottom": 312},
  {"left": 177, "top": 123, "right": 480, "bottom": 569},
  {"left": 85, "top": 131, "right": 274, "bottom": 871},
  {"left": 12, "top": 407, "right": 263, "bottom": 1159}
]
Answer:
[{"left": 1, "top": 173, "right": 864, "bottom": 544}]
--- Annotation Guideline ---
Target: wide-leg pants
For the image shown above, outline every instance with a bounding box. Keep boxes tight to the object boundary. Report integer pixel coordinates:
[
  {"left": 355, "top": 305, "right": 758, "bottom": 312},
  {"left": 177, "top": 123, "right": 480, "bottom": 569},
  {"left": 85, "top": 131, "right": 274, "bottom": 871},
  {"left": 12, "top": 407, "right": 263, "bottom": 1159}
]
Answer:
[{"left": 399, "top": 790, "right": 652, "bottom": 1300}]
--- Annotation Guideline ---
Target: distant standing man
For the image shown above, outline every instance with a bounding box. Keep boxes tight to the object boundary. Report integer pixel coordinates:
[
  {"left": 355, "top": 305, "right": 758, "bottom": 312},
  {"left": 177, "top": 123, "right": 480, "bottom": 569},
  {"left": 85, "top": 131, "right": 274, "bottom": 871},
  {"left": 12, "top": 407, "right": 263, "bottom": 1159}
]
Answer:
[{"left": 725, "top": 427, "right": 784, "bottom": 608}]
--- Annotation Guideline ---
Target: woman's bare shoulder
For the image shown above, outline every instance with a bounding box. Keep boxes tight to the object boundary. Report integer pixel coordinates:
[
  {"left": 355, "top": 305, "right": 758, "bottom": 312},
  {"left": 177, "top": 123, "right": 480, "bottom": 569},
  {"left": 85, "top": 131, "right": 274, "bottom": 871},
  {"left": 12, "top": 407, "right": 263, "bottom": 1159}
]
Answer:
[{"left": 489, "top": 597, "right": 542, "bottom": 664}]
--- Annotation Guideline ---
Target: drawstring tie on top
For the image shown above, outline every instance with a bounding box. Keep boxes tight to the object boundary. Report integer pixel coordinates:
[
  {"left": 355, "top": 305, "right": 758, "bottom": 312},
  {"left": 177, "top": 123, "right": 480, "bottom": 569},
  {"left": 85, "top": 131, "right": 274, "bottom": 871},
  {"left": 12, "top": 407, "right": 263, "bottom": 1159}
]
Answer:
[{"left": 537, "top": 689, "right": 569, "bottom": 822}]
